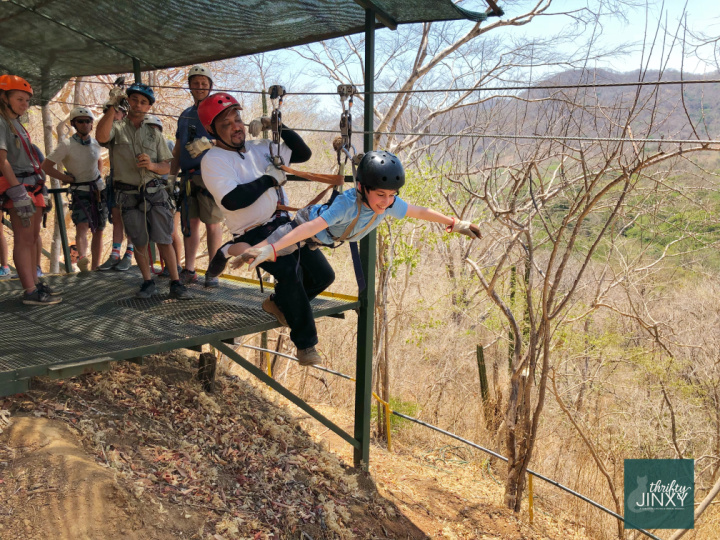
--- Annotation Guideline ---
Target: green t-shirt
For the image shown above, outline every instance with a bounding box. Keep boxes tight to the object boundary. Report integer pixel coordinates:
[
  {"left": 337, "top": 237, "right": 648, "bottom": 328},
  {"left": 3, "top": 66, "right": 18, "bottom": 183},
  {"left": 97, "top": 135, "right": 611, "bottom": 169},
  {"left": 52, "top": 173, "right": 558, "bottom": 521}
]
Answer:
[{"left": 105, "top": 117, "right": 173, "bottom": 186}]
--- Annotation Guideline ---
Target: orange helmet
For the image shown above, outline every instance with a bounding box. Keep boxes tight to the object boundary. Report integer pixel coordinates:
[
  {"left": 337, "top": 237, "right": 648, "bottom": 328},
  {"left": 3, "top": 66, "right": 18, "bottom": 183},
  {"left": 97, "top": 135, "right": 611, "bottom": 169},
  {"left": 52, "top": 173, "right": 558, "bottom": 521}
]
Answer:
[{"left": 0, "top": 75, "right": 33, "bottom": 96}]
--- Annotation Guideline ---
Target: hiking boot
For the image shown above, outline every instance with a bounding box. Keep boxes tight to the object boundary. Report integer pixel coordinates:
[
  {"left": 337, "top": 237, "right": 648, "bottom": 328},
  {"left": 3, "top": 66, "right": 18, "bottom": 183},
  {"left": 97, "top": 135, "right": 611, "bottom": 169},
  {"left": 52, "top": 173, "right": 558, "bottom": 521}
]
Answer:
[
  {"left": 22, "top": 288, "right": 62, "bottom": 306},
  {"left": 204, "top": 275, "right": 220, "bottom": 288},
  {"left": 0, "top": 265, "right": 10, "bottom": 278},
  {"left": 115, "top": 255, "right": 133, "bottom": 271},
  {"left": 179, "top": 268, "right": 198, "bottom": 284},
  {"left": 77, "top": 256, "right": 90, "bottom": 273},
  {"left": 262, "top": 295, "right": 288, "bottom": 327},
  {"left": 206, "top": 249, "right": 229, "bottom": 279},
  {"left": 135, "top": 280, "right": 157, "bottom": 299},
  {"left": 170, "top": 280, "right": 193, "bottom": 300},
  {"left": 98, "top": 254, "right": 120, "bottom": 271},
  {"left": 296, "top": 346, "right": 322, "bottom": 367},
  {"left": 38, "top": 281, "right": 62, "bottom": 296}
]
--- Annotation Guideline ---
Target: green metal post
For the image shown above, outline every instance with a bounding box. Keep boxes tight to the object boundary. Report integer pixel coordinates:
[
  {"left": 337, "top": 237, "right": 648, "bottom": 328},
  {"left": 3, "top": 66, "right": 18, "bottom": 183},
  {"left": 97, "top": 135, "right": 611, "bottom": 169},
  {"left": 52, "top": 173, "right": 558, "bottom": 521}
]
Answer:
[
  {"left": 52, "top": 191, "right": 72, "bottom": 273},
  {"left": 133, "top": 58, "right": 142, "bottom": 84},
  {"left": 353, "top": 7, "right": 376, "bottom": 469}
]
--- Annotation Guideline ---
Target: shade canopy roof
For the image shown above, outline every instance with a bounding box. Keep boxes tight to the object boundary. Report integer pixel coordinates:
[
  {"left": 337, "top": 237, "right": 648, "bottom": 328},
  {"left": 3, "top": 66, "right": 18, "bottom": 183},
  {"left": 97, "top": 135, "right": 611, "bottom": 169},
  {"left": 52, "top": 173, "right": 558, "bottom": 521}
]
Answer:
[{"left": 0, "top": 0, "right": 488, "bottom": 100}]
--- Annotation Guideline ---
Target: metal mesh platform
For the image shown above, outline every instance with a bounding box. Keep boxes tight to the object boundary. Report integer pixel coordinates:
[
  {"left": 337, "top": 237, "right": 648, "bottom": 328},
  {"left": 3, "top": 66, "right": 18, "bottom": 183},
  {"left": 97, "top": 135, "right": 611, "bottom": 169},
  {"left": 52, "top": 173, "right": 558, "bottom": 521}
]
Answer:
[{"left": 0, "top": 270, "right": 357, "bottom": 383}]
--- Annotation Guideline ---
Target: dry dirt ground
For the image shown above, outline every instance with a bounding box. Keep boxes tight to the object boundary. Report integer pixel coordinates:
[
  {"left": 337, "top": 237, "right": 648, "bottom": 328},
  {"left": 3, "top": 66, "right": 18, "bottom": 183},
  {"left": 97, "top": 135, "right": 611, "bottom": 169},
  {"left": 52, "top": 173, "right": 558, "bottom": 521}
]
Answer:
[{"left": 0, "top": 352, "right": 591, "bottom": 539}]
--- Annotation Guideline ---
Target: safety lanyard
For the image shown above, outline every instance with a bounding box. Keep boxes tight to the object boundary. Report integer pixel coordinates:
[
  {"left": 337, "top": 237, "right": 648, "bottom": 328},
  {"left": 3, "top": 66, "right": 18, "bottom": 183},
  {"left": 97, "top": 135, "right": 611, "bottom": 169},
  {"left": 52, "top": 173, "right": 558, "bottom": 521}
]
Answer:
[
  {"left": 267, "top": 85, "right": 286, "bottom": 206},
  {"left": 336, "top": 84, "right": 357, "bottom": 177},
  {"left": 14, "top": 120, "right": 42, "bottom": 177},
  {"left": 336, "top": 194, "right": 379, "bottom": 243},
  {"left": 268, "top": 85, "right": 285, "bottom": 168}
]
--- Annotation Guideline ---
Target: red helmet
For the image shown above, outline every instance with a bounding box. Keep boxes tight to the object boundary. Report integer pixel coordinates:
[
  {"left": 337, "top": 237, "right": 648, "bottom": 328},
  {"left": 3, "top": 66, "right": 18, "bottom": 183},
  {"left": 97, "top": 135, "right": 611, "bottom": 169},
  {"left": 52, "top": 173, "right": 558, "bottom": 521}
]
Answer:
[
  {"left": 198, "top": 92, "right": 241, "bottom": 132},
  {"left": 0, "top": 75, "right": 33, "bottom": 96}
]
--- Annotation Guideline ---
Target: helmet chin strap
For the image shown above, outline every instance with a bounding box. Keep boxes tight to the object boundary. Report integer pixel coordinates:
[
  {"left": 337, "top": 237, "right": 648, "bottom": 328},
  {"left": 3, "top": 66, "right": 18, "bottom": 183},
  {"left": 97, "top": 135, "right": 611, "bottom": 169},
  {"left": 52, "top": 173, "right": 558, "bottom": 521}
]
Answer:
[
  {"left": 358, "top": 183, "right": 369, "bottom": 205},
  {"left": 5, "top": 99, "right": 22, "bottom": 118},
  {"left": 210, "top": 122, "right": 246, "bottom": 155}
]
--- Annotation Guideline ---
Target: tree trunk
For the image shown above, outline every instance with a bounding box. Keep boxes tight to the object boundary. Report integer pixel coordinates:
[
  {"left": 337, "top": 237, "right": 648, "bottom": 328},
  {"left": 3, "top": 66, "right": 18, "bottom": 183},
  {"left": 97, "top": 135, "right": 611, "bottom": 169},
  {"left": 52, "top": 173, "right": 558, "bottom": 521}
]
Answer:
[
  {"left": 42, "top": 104, "right": 63, "bottom": 273},
  {"left": 374, "top": 236, "right": 389, "bottom": 439}
]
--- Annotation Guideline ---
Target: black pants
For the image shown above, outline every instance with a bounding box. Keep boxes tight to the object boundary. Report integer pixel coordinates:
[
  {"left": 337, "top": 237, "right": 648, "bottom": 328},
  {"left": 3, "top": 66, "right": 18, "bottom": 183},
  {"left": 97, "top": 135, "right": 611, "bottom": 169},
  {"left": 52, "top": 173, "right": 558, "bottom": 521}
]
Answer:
[{"left": 238, "top": 216, "right": 335, "bottom": 349}]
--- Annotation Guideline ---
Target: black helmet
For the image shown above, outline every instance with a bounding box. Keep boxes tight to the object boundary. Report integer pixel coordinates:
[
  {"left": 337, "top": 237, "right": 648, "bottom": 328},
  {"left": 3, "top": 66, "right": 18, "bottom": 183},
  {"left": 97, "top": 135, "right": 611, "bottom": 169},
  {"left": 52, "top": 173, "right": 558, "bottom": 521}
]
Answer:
[{"left": 356, "top": 151, "right": 405, "bottom": 190}]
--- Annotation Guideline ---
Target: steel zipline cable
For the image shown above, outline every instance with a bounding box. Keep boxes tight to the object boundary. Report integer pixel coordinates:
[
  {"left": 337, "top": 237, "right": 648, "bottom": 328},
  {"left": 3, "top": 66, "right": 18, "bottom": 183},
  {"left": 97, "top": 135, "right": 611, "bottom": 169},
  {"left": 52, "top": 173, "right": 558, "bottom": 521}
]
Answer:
[
  {"left": 240, "top": 343, "right": 661, "bottom": 540},
  {"left": 43, "top": 98, "right": 720, "bottom": 146},
  {"left": 42, "top": 74, "right": 720, "bottom": 96}
]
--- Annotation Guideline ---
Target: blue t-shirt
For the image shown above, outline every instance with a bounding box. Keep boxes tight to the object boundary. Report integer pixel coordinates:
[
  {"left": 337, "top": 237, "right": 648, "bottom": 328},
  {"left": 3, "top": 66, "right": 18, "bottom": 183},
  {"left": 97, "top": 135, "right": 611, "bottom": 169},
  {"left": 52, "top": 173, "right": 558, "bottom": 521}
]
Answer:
[
  {"left": 175, "top": 104, "right": 210, "bottom": 172},
  {"left": 309, "top": 188, "right": 408, "bottom": 245}
]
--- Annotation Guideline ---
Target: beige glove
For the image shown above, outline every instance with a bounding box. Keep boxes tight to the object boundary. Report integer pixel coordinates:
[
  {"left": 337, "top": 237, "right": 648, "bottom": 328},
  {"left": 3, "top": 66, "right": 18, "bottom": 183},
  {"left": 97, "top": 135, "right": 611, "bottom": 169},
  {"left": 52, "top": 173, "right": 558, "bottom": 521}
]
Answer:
[
  {"left": 447, "top": 218, "right": 482, "bottom": 239},
  {"left": 185, "top": 136, "right": 214, "bottom": 158},
  {"left": 240, "top": 245, "right": 276, "bottom": 271},
  {"left": 107, "top": 86, "right": 127, "bottom": 108},
  {"left": 264, "top": 164, "right": 286, "bottom": 186},
  {"left": 6, "top": 184, "right": 36, "bottom": 227},
  {"left": 248, "top": 116, "right": 272, "bottom": 137}
]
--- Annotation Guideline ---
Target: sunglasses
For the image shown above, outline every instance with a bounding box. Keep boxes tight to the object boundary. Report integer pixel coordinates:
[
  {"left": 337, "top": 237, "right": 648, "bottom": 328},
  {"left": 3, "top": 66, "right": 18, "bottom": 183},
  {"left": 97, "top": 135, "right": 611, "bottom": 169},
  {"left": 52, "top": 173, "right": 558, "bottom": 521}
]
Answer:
[{"left": 74, "top": 119, "right": 93, "bottom": 125}]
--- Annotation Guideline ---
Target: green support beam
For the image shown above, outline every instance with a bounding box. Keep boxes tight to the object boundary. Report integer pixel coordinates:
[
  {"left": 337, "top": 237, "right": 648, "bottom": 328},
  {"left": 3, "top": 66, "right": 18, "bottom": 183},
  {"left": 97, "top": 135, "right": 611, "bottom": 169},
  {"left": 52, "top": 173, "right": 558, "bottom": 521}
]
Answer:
[
  {"left": 353, "top": 0, "right": 398, "bottom": 30},
  {"left": 48, "top": 357, "right": 112, "bottom": 379},
  {"left": 212, "top": 341, "right": 360, "bottom": 449},
  {"left": 133, "top": 58, "right": 142, "bottom": 84},
  {"left": 0, "top": 378, "right": 30, "bottom": 398},
  {"left": 354, "top": 7, "right": 377, "bottom": 470}
]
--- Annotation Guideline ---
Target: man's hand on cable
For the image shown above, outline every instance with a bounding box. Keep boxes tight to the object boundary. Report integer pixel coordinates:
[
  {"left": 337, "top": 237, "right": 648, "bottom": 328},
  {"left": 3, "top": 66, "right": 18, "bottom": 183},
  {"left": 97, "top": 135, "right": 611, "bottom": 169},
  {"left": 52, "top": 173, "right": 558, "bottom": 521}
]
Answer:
[
  {"left": 447, "top": 218, "right": 482, "bottom": 239},
  {"left": 185, "top": 136, "right": 214, "bottom": 158},
  {"left": 136, "top": 153, "right": 154, "bottom": 170},
  {"left": 264, "top": 164, "right": 286, "bottom": 187},
  {"left": 237, "top": 245, "right": 276, "bottom": 271},
  {"left": 106, "top": 86, "right": 127, "bottom": 109},
  {"left": 6, "top": 184, "right": 36, "bottom": 227},
  {"left": 247, "top": 116, "right": 272, "bottom": 138}
]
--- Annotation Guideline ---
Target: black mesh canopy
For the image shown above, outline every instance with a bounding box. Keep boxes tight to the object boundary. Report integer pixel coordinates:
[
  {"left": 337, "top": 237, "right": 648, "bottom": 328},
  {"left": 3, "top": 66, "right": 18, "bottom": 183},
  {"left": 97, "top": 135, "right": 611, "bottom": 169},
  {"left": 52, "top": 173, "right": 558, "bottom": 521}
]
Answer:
[{"left": 0, "top": 0, "right": 488, "bottom": 100}]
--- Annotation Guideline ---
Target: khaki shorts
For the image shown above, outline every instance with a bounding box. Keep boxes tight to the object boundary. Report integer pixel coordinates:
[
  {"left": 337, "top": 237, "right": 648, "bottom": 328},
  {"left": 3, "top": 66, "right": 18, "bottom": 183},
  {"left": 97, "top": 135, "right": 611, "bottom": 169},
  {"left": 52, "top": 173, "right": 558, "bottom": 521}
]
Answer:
[
  {"left": 188, "top": 173, "right": 223, "bottom": 225},
  {"left": 117, "top": 188, "right": 174, "bottom": 247}
]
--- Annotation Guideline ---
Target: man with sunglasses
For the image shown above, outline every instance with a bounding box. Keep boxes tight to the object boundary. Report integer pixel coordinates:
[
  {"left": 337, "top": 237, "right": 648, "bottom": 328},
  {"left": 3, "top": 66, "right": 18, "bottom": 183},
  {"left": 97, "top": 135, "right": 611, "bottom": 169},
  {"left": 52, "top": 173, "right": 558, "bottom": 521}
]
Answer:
[{"left": 42, "top": 106, "right": 107, "bottom": 271}]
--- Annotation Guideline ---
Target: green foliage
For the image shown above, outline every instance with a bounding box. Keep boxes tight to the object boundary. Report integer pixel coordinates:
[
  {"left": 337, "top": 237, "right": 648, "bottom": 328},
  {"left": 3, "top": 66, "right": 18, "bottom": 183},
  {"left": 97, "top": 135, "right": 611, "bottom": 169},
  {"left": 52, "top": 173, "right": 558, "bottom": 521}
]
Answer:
[{"left": 371, "top": 396, "right": 420, "bottom": 434}]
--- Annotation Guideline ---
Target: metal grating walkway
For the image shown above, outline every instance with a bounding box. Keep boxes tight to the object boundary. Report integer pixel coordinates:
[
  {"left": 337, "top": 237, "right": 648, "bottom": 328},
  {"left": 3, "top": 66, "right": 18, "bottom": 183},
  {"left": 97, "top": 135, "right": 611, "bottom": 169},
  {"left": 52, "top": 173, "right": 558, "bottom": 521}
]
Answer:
[{"left": 0, "top": 270, "right": 358, "bottom": 393}]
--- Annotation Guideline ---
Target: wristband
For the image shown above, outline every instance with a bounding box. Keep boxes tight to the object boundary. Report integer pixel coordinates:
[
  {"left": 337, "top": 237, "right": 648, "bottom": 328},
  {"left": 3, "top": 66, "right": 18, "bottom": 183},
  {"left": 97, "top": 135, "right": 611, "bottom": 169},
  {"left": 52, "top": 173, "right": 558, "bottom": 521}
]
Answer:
[{"left": 446, "top": 217, "right": 456, "bottom": 233}]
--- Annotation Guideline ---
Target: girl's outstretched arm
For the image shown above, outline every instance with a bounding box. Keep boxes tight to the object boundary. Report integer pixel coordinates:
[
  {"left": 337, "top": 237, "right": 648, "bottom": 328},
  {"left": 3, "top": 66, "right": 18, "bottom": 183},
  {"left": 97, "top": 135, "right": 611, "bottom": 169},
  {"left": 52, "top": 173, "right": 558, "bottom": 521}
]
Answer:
[
  {"left": 405, "top": 204, "right": 482, "bottom": 239},
  {"left": 405, "top": 204, "right": 455, "bottom": 226},
  {"left": 273, "top": 217, "right": 329, "bottom": 253},
  {"left": 239, "top": 216, "right": 330, "bottom": 269}
]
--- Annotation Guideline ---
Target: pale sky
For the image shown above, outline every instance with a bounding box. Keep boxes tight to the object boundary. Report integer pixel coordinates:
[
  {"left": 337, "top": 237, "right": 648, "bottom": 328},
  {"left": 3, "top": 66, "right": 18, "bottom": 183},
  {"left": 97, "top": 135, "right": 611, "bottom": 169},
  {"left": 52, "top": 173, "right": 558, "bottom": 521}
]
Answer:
[
  {"left": 243, "top": 1, "right": 720, "bottom": 112},
  {"left": 511, "top": 0, "right": 720, "bottom": 73}
]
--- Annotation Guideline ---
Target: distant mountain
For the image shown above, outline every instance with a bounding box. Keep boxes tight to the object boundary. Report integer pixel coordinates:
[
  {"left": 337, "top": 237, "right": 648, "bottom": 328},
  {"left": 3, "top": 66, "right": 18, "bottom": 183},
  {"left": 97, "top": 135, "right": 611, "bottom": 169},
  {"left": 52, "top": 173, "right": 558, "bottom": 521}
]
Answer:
[{"left": 521, "top": 68, "right": 720, "bottom": 142}]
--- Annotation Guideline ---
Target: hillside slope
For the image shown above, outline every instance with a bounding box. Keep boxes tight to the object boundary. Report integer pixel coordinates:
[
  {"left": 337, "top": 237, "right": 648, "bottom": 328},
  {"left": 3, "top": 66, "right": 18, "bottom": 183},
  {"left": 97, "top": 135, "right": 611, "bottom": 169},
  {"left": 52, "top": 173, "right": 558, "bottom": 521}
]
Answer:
[{"left": 0, "top": 352, "right": 591, "bottom": 539}]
